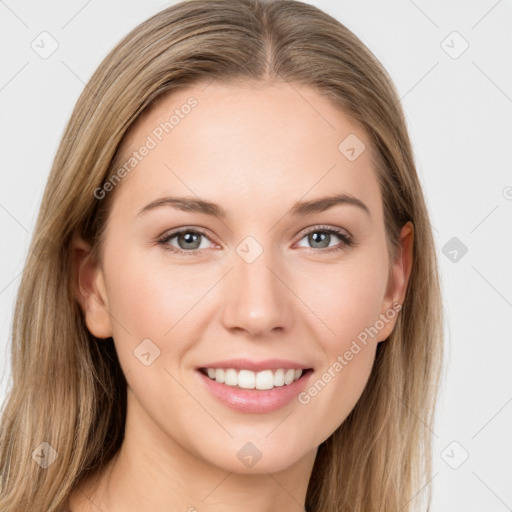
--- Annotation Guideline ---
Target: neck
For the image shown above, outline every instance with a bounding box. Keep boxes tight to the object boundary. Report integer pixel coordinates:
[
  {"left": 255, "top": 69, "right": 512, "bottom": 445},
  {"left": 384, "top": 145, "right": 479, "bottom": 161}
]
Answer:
[{"left": 69, "top": 387, "right": 317, "bottom": 512}]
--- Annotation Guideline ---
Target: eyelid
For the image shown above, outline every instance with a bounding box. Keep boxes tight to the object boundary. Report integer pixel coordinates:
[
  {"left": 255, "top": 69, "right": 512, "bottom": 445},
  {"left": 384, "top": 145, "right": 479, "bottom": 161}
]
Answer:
[
  {"left": 156, "top": 226, "right": 218, "bottom": 253},
  {"left": 296, "top": 224, "right": 352, "bottom": 240},
  {"left": 294, "top": 224, "right": 354, "bottom": 253},
  {"left": 158, "top": 226, "right": 216, "bottom": 243}
]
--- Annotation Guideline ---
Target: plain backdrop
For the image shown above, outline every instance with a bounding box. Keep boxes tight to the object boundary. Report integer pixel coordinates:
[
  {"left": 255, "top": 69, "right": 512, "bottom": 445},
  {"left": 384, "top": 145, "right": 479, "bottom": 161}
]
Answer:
[{"left": 1, "top": 1, "right": 511, "bottom": 510}]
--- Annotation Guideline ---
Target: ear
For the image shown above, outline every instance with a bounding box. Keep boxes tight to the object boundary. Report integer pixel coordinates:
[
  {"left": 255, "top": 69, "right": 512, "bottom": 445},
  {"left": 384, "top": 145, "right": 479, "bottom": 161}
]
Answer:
[
  {"left": 71, "top": 232, "right": 113, "bottom": 339},
  {"left": 376, "top": 221, "right": 414, "bottom": 342}
]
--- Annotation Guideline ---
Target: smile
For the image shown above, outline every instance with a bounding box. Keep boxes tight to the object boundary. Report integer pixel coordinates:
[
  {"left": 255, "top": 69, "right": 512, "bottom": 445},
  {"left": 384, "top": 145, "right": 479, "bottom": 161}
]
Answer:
[
  {"left": 199, "top": 367, "right": 308, "bottom": 390},
  {"left": 196, "top": 367, "right": 314, "bottom": 414}
]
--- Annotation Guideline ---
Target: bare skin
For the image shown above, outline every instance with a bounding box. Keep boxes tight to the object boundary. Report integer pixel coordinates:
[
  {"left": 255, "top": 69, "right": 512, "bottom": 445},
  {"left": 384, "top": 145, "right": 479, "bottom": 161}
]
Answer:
[{"left": 69, "top": 79, "right": 413, "bottom": 512}]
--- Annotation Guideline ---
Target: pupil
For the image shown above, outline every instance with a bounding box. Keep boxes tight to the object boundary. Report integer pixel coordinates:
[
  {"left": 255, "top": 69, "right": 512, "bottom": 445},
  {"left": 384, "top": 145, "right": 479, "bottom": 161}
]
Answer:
[
  {"left": 310, "top": 232, "right": 329, "bottom": 248},
  {"left": 180, "top": 232, "right": 200, "bottom": 249}
]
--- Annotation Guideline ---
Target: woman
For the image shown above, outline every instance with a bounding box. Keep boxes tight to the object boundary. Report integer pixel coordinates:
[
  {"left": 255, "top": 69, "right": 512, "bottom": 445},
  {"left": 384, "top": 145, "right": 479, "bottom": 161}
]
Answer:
[{"left": 0, "top": 0, "right": 444, "bottom": 510}]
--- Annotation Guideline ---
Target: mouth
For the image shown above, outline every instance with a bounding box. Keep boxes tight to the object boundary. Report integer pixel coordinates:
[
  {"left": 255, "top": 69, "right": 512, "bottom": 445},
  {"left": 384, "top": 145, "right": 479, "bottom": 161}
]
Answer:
[
  {"left": 198, "top": 367, "right": 314, "bottom": 391},
  {"left": 196, "top": 366, "right": 314, "bottom": 414}
]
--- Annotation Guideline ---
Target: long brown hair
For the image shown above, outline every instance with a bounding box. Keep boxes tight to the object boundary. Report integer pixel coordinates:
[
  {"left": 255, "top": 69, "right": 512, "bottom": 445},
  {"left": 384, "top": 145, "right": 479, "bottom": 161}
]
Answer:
[{"left": 0, "top": 1, "right": 444, "bottom": 510}]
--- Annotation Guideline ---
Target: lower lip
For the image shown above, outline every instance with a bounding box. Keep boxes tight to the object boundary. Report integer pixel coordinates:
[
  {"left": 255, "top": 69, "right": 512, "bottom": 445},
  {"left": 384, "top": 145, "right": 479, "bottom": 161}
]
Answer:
[{"left": 196, "top": 369, "right": 313, "bottom": 414}]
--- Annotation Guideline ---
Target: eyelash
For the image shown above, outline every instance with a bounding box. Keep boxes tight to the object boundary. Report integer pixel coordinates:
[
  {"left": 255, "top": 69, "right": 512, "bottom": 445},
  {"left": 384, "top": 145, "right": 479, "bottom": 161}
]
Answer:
[{"left": 157, "top": 225, "right": 354, "bottom": 257}]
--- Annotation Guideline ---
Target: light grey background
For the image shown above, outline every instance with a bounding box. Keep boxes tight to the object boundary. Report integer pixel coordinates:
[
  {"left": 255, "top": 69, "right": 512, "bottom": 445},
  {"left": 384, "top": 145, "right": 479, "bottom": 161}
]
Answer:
[{"left": 1, "top": 1, "right": 511, "bottom": 510}]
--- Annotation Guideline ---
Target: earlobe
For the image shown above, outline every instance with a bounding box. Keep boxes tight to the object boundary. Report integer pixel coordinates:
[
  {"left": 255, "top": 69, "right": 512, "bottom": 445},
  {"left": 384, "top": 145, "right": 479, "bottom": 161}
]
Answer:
[
  {"left": 71, "top": 232, "right": 113, "bottom": 339},
  {"left": 377, "top": 221, "right": 414, "bottom": 342}
]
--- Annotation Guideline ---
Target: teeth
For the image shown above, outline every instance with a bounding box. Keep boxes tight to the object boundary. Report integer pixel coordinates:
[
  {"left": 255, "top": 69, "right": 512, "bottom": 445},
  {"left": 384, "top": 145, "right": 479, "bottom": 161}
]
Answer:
[{"left": 204, "top": 367, "right": 304, "bottom": 390}]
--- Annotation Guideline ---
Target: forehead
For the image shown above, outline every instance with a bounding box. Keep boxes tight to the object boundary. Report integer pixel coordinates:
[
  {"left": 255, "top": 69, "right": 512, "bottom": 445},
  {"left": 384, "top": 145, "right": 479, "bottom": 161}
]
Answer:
[{"left": 110, "top": 80, "right": 383, "bottom": 222}]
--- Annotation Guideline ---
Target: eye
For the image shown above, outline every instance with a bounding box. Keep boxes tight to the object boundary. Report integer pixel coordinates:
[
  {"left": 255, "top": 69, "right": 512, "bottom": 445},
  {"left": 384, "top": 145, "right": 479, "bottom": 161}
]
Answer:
[
  {"left": 157, "top": 225, "right": 354, "bottom": 257},
  {"left": 157, "top": 228, "right": 216, "bottom": 256},
  {"left": 295, "top": 225, "right": 353, "bottom": 253}
]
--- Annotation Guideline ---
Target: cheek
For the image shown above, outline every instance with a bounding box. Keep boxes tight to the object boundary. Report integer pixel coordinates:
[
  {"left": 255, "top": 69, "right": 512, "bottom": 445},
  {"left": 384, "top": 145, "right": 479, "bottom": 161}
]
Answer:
[
  {"left": 299, "top": 341, "right": 377, "bottom": 447},
  {"left": 104, "top": 248, "right": 207, "bottom": 338},
  {"left": 101, "top": 250, "right": 208, "bottom": 411},
  {"left": 296, "top": 283, "right": 382, "bottom": 444},
  {"left": 296, "top": 251, "right": 388, "bottom": 350},
  {"left": 291, "top": 253, "right": 386, "bottom": 434}
]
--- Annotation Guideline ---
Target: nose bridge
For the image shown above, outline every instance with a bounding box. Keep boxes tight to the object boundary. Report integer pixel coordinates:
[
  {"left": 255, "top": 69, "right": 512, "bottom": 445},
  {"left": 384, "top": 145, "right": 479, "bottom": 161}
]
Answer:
[{"left": 221, "top": 235, "right": 292, "bottom": 336}]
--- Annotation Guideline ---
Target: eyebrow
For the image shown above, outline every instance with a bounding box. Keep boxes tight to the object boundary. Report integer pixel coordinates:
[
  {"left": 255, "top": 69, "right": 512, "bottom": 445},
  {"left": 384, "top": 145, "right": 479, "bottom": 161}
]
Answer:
[{"left": 137, "top": 193, "right": 370, "bottom": 218}]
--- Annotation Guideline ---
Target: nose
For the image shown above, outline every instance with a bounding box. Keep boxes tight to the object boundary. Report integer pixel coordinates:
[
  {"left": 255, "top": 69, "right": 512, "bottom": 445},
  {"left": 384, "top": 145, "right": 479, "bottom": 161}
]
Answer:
[{"left": 220, "top": 243, "right": 294, "bottom": 338}]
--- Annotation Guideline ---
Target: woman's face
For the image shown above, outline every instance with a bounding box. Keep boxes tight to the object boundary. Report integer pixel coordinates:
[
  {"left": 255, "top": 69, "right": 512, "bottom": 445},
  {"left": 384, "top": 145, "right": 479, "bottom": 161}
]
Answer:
[{"left": 76, "top": 80, "right": 412, "bottom": 474}]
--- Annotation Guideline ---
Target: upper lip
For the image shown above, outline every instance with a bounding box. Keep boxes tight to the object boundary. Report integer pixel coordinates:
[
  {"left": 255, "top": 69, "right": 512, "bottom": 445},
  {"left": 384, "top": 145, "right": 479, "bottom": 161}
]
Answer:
[{"left": 197, "top": 358, "right": 313, "bottom": 372}]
